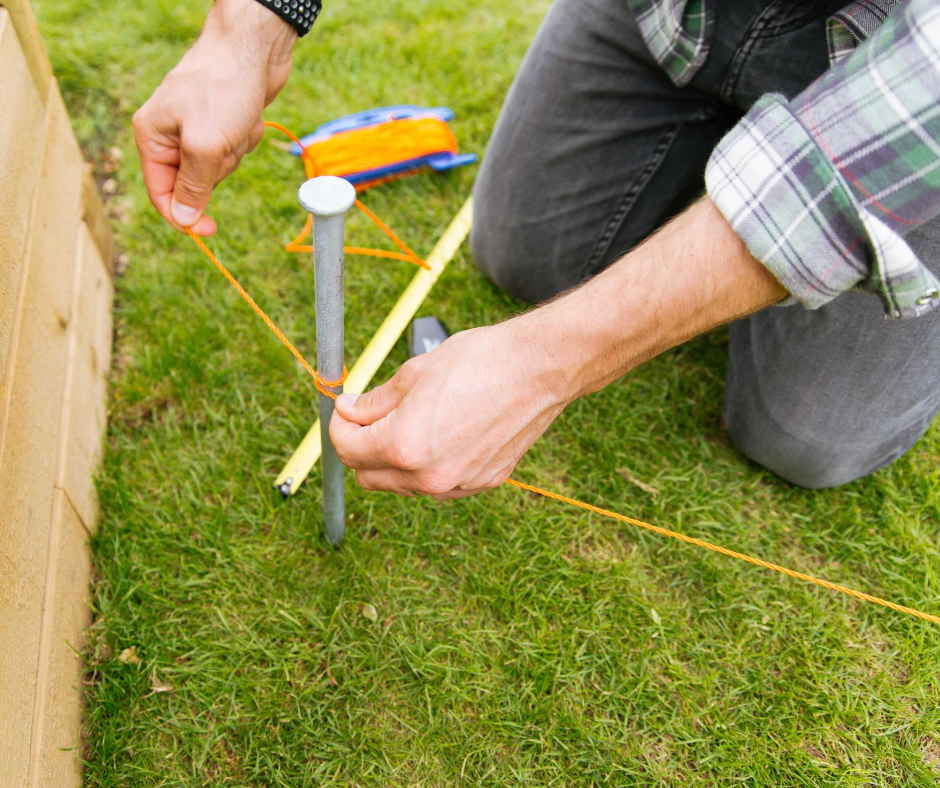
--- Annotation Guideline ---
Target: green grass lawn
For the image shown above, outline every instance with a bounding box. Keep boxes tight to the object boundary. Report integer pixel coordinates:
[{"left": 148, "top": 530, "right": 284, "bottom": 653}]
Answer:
[{"left": 35, "top": 0, "right": 940, "bottom": 784}]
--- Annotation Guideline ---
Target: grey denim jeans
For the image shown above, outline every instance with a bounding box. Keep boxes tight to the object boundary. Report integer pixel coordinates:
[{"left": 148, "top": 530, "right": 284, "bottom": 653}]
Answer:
[{"left": 471, "top": 0, "right": 940, "bottom": 488}]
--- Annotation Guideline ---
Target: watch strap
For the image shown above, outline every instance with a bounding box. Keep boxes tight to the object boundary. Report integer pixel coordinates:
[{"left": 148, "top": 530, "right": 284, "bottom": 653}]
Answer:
[{"left": 251, "top": 0, "right": 320, "bottom": 37}]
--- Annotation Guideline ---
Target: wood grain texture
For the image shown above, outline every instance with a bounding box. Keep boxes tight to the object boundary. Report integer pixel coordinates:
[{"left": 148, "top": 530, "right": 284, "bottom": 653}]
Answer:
[
  {"left": 58, "top": 224, "right": 113, "bottom": 531},
  {"left": 0, "top": 6, "right": 113, "bottom": 785},
  {"left": 0, "top": 77, "right": 84, "bottom": 788},
  {"left": 0, "top": 9, "right": 44, "bottom": 400},
  {"left": 81, "top": 170, "right": 115, "bottom": 270},
  {"left": 0, "top": 0, "right": 52, "bottom": 101},
  {"left": 28, "top": 491, "right": 92, "bottom": 788},
  {"left": 29, "top": 122, "right": 110, "bottom": 788}
]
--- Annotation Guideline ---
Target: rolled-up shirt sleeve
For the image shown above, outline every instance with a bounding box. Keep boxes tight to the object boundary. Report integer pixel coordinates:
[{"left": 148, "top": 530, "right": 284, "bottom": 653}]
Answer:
[{"left": 705, "top": 0, "right": 940, "bottom": 319}]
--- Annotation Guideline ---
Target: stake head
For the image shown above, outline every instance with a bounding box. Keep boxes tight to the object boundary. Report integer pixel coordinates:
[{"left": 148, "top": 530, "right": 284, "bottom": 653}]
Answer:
[{"left": 298, "top": 176, "right": 357, "bottom": 217}]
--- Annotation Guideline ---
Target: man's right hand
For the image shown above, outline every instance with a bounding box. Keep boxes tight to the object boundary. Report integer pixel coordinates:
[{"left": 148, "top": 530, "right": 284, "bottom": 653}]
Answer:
[{"left": 133, "top": 0, "right": 298, "bottom": 236}]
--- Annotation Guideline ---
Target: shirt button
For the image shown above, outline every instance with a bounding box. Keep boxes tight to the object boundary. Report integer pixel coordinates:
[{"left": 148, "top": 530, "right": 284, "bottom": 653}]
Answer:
[{"left": 916, "top": 288, "right": 939, "bottom": 306}]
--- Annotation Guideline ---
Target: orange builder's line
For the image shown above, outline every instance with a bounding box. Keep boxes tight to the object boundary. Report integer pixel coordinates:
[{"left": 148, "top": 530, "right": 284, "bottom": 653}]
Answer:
[
  {"left": 503, "top": 479, "right": 940, "bottom": 626},
  {"left": 185, "top": 228, "right": 346, "bottom": 399},
  {"left": 184, "top": 122, "right": 940, "bottom": 628}
]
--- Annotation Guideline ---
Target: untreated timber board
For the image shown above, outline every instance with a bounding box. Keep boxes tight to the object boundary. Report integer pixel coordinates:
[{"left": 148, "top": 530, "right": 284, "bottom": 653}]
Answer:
[
  {"left": 27, "top": 490, "right": 92, "bottom": 788},
  {"left": 0, "top": 8, "right": 45, "bottom": 398},
  {"left": 0, "top": 76, "right": 85, "bottom": 788},
  {"left": 58, "top": 223, "right": 113, "bottom": 530},
  {"left": 81, "top": 170, "right": 114, "bottom": 269},
  {"left": 0, "top": 0, "right": 52, "bottom": 102}
]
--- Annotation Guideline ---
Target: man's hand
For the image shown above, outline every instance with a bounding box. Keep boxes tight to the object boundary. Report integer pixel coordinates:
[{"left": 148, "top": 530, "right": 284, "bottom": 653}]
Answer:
[
  {"left": 331, "top": 323, "right": 572, "bottom": 500},
  {"left": 133, "top": 0, "right": 298, "bottom": 235},
  {"left": 331, "top": 199, "right": 786, "bottom": 498}
]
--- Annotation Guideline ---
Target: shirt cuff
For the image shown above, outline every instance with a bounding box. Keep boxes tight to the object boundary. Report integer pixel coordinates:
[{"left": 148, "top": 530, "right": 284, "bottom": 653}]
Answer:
[{"left": 705, "top": 94, "right": 940, "bottom": 319}]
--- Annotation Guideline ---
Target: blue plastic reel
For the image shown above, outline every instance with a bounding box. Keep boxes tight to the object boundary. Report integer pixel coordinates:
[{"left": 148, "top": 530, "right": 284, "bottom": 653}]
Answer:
[{"left": 288, "top": 105, "right": 477, "bottom": 186}]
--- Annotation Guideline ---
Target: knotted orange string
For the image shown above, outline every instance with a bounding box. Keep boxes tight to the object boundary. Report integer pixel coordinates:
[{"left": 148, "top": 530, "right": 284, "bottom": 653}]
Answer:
[{"left": 182, "top": 125, "right": 940, "bottom": 627}]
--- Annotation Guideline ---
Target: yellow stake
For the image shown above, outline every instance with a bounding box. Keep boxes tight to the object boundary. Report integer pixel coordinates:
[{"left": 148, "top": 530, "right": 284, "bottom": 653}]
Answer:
[{"left": 275, "top": 197, "right": 474, "bottom": 495}]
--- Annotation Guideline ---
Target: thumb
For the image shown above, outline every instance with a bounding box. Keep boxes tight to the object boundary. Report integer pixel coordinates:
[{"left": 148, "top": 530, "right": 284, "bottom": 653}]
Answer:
[
  {"left": 335, "top": 376, "right": 408, "bottom": 426},
  {"left": 171, "top": 136, "right": 225, "bottom": 227}
]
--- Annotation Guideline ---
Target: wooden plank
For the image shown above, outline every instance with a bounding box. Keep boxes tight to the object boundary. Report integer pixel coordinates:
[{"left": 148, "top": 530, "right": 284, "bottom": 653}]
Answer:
[
  {"left": 0, "top": 0, "right": 52, "bottom": 102},
  {"left": 28, "top": 491, "right": 91, "bottom": 788},
  {"left": 0, "top": 8, "right": 45, "bottom": 401},
  {"left": 57, "top": 223, "right": 113, "bottom": 531},
  {"left": 0, "top": 77, "right": 85, "bottom": 788},
  {"left": 81, "top": 170, "right": 114, "bottom": 272}
]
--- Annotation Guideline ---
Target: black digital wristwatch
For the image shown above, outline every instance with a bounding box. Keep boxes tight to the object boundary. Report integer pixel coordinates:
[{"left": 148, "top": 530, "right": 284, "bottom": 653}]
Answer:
[{"left": 251, "top": 0, "right": 321, "bottom": 36}]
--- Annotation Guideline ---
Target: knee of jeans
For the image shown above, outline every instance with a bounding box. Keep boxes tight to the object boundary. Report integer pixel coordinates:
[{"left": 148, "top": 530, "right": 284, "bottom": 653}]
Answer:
[
  {"left": 470, "top": 212, "right": 559, "bottom": 303},
  {"left": 726, "top": 406, "right": 879, "bottom": 490}
]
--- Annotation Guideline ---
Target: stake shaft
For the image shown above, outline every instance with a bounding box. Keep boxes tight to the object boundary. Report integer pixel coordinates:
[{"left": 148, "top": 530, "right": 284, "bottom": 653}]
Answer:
[{"left": 299, "top": 176, "right": 356, "bottom": 544}]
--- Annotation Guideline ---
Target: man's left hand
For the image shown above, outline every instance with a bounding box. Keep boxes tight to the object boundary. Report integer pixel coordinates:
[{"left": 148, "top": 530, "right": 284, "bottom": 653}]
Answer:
[{"left": 330, "top": 321, "right": 568, "bottom": 499}]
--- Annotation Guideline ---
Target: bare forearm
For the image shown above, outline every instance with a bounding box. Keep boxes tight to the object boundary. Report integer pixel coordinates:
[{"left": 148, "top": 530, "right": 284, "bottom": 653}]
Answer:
[
  {"left": 515, "top": 198, "right": 786, "bottom": 404},
  {"left": 202, "top": 0, "right": 297, "bottom": 76},
  {"left": 330, "top": 198, "right": 785, "bottom": 499}
]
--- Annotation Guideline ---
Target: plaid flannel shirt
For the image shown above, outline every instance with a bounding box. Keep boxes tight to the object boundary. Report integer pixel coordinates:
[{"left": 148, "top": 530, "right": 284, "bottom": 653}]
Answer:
[{"left": 629, "top": 0, "right": 940, "bottom": 319}]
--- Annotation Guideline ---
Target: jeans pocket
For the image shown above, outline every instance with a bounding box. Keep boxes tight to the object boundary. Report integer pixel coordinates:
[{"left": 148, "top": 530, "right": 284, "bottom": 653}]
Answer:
[{"left": 721, "top": 0, "right": 841, "bottom": 107}]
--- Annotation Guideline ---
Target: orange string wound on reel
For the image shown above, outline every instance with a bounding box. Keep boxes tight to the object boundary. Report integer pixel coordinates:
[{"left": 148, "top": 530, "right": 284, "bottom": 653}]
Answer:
[{"left": 283, "top": 105, "right": 478, "bottom": 191}]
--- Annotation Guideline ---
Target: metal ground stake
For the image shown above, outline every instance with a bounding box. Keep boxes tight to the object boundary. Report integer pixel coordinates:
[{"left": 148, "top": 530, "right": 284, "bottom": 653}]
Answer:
[{"left": 298, "top": 176, "right": 356, "bottom": 544}]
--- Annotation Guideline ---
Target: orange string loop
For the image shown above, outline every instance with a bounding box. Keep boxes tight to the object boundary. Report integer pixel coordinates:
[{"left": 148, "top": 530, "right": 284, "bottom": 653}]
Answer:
[
  {"left": 263, "top": 120, "right": 429, "bottom": 268},
  {"left": 354, "top": 199, "right": 428, "bottom": 269},
  {"left": 313, "top": 366, "right": 348, "bottom": 397}
]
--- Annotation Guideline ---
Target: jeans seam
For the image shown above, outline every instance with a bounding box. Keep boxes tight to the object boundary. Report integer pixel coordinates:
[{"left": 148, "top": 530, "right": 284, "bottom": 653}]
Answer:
[
  {"left": 721, "top": 0, "right": 831, "bottom": 103},
  {"left": 580, "top": 123, "right": 679, "bottom": 280},
  {"left": 722, "top": 6, "right": 775, "bottom": 103},
  {"left": 580, "top": 106, "right": 719, "bottom": 281}
]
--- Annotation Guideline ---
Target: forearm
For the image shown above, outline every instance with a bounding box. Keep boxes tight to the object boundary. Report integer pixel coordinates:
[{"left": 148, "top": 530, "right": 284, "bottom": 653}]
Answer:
[
  {"left": 201, "top": 0, "right": 298, "bottom": 74},
  {"left": 516, "top": 198, "right": 786, "bottom": 404}
]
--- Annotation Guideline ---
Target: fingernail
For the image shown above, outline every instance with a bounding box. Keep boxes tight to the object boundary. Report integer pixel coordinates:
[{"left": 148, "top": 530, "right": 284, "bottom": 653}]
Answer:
[
  {"left": 171, "top": 200, "right": 199, "bottom": 227},
  {"left": 336, "top": 393, "right": 358, "bottom": 409}
]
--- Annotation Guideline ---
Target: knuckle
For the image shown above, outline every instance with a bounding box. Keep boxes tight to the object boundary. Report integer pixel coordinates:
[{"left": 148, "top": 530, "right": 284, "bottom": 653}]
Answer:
[
  {"left": 397, "top": 357, "right": 423, "bottom": 386},
  {"left": 181, "top": 137, "right": 224, "bottom": 162},
  {"left": 174, "top": 180, "right": 207, "bottom": 201},
  {"left": 387, "top": 439, "right": 428, "bottom": 471},
  {"left": 355, "top": 471, "right": 375, "bottom": 491},
  {"left": 333, "top": 443, "right": 352, "bottom": 468},
  {"left": 357, "top": 388, "right": 377, "bottom": 411},
  {"left": 414, "top": 469, "right": 455, "bottom": 497},
  {"left": 174, "top": 170, "right": 211, "bottom": 199},
  {"left": 484, "top": 469, "right": 511, "bottom": 490}
]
